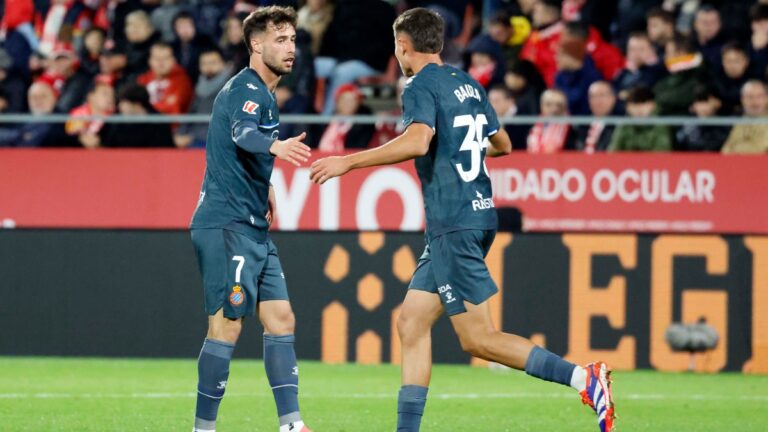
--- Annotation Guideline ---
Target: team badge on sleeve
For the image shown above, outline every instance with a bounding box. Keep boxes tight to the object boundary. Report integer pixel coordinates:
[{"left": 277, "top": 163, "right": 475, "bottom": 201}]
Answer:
[
  {"left": 242, "top": 101, "right": 259, "bottom": 114},
  {"left": 229, "top": 285, "right": 245, "bottom": 306}
]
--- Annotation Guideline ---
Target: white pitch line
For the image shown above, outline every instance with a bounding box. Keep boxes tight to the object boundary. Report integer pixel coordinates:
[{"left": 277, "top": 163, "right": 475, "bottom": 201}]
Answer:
[{"left": 0, "top": 392, "right": 766, "bottom": 402}]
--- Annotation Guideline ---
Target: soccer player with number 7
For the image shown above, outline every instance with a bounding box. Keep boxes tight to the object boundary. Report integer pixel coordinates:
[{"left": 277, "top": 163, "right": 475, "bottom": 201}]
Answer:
[{"left": 310, "top": 7, "right": 615, "bottom": 432}]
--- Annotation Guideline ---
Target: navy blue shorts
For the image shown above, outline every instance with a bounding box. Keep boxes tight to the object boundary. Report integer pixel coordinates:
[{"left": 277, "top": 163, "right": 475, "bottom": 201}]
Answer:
[
  {"left": 191, "top": 228, "right": 288, "bottom": 319},
  {"left": 409, "top": 229, "right": 498, "bottom": 316}
]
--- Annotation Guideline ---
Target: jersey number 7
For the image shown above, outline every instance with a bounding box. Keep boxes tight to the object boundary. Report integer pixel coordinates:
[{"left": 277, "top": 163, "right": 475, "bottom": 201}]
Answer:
[{"left": 453, "top": 114, "right": 489, "bottom": 183}]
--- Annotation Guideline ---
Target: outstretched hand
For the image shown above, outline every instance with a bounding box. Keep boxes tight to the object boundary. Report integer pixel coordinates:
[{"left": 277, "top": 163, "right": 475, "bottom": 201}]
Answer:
[
  {"left": 310, "top": 156, "right": 351, "bottom": 184},
  {"left": 270, "top": 132, "right": 311, "bottom": 167}
]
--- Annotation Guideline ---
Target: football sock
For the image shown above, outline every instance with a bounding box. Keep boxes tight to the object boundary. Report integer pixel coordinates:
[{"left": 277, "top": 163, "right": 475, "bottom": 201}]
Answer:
[
  {"left": 570, "top": 364, "right": 587, "bottom": 392},
  {"left": 195, "top": 338, "right": 235, "bottom": 432},
  {"left": 524, "top": 346, "right": 578, "bottom": 388},
  {"left": 264, "top": 334, "right": 301, "bottom": 427},
  {"left": 397, "top": 385, "right": 428, "bottom": 431}
]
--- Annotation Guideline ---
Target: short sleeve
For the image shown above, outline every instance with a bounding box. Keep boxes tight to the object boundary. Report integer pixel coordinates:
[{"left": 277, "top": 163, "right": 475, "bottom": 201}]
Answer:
[{"left": 401, "top": 77, "right": 437, "bottom": 130}]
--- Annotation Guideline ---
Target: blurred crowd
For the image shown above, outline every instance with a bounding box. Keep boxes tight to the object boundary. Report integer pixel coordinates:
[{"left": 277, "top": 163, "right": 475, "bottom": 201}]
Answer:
[{"left": 0, "top": 0, "right": 766, "bottom": 153}]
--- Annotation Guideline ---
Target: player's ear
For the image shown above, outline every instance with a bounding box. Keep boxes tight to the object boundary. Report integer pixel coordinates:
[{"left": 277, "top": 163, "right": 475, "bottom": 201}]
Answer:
[{"left": 250, "top": 36, "right": 262, "bottom": 55}]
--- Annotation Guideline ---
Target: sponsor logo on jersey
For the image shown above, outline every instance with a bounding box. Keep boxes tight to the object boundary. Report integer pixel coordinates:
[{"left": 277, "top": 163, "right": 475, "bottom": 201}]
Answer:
[
  {"left": 242, "top": 100, "right": 259, "bottom": 114},
  {"left": 472, "top": 190, "right": 495, "bottom": 211},
  {"left": 229, "top": 285, "right": 245, "bottom": 306},
  {"left": 438, "top": 284, "right": 457, "bottom": 303},
  {"left": 247, "top": 83, "right": 258, "bottom": 90}
]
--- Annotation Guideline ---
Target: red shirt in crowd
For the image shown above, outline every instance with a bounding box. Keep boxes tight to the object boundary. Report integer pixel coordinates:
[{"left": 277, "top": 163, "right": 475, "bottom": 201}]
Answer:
[{"left": 137, "top": 64, "right": 193, "bottom": 115}]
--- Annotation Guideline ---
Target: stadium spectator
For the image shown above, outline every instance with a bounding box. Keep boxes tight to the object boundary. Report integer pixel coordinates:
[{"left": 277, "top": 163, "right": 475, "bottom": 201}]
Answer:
[
  {"left": 0, "top": 48, "right": 27, "bottom": 113},
  {"left": 721, "top": 80, "right": 768, "bottom": 153},
  {"left": 220, "top": 13, "right": 250, "bottom": 72},
  {"left": 554, "top": 32, "right": 602, "bottom": 115},
  {"left": 318, "top": 83, "right": 375, "bottom": 152},
  {"left": 150, "top": 0, "right": 186, "bottom": 42},
  {"left": 48, "top": 44, "right": 93, "bottom": 113},
  {"left": 519, "top": 0, "right": 563, "bottom": 87},
  {"left": 715, "top": 42, "right": 759, "bottom": 115},
  {"left": 67, "top": 75, "right": 116, "bottom": 149},
  {"left": 488, "top": 84, "right": 528, "bottom": 150},
  {"left": 98, "top": 42, "right": 130, "bottom": 95},
  {"left": 137, "top": 42, "right": 193, "bottom": 115},
  {"left": 171, "top": 11, "right": 215, "bottom": 83},
  {"left": 124, "top": 10, "right": 161, "bottom": 79},
  {"left": 654, "top": 33, "right": 710, "bottom": 116},
  {"left": 487, "top": 10, "right": 528, "bottom": 69},
  {"left": 297, "top": 0, "right": 335, "bottom": 56},
  {"left": 692, "top": 5, "right": 725, "bottom": 70},
  {"left": 369, "top": 76, "right": 407, "bottom": 148},
  {"left": 527, "top": 88, "right": 574, "bottom": 153},
  {"left": 560, "top": 20, "right": 625, "bottom": 82},
  {"left": 576, "top": 81, "right": 620, "bottom": 153},
  {"left": 0, "top": 79, "right": 73, "bottom": 147},
  {"left": 505, "top": 60, "right": 547, "bottom": 117},
  {"left": 174, "top": 48, "right": 234, "bottom": 148},
  {"left": 613, "top": 32, "right": 667, "bottom": 101},
  {"left": 675, "top": 86, "right": 730, "bottom": 152},
  {"left": 609, "top": 86, "right": 672, "bottom": 151},
  {"left": 615, "top": 0, "right": 664, "bottom": 45},
  {"left": 99, "top": 83, "right": 175, "bottom": 148},
  {"left": 80, "top": 27, "right": 107, "bottom": 77},
  {"left": 465, "top": 34, "right": 505, "bottom": 89},
  {"left": 315, "top": 0, "right": 396, "bottom": 115},
  {"left": 748, "top": 3, "right": 768, "bottom": 80},
  {"left": 0, "top": 0, "right": 39, "bottom": 53},
  {"left": 646, "top": 7, "right": 675, "bottom": 55},
  {"left": 274, "top": 30, "right": 316, "bottom": 141}
]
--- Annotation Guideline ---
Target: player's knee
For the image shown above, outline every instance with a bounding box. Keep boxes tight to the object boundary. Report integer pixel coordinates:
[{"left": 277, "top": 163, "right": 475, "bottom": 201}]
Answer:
[
  {"left": 265, "top": 310, "right": 295, "bottom": 335},
  {"left": 397, "top": 311, "right": 428, "bottom": 343},
  {"left": 209, "top": 318, "right": 242, "bottom": 344},
  {"left": 458, "top": 332, "right": 492, "bottom": 359}
]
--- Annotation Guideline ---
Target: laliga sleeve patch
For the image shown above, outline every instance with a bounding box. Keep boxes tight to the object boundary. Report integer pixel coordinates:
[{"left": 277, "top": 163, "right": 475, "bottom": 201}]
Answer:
[
  {"left": 229, "top": 285, "right": 245, "bottom": 306},
  {"left": 242, "top": 101, "right": 259, "bottom": 114}
]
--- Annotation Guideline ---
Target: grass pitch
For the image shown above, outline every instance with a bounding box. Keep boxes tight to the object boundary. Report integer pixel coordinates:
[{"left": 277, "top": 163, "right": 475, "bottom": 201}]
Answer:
[{"left": 1, "top": 357, "right": 766, "bottom": 431}]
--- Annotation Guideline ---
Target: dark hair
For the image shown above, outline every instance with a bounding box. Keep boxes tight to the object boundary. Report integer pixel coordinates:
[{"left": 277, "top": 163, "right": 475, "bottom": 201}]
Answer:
[
  {"left": 721, "top": 41, "right": 747, "bottom": 56},
  {"left": 489, "top": 10, "right": 512, "bottom": 27},
  {"left": 488, "top": 84, "right": 513, "bottom": 99},
  {"left": 150, "top": 41, "right": 174, "bottom": 53},
  {"left": 393, "top": 8, "right": 444, "bottom": 54},
  {"left": 693, "top": 85, "right": 720, "bottom": 102},
  {"left": 696, "top": 5, "right": 720, "bottom": 17},
  {"left": 750, "top": 4, "right": 768, "bottom": 22},
  {"left": 648, "top": 7, "right": 674, "bottom": 24},
  {"left": 119, "top": 83, "right": 152, "bottom": 110},
  {"left": 563, "top": 21, "right": 589, "bottom": 40},
  {"left": 626, "top": 86, "right": 655, "bottom": 104},
  {"left": 173, "top": 10, "right": 195, "bottom": 25},
  {"left": 669, "top": 32, "right": 696, "bottom": 55},
  {"left": 242, "top": 6, "right": 297, "bottom": 54},
  {"left": 200, "top": 46, "right": 224, "bottom": 59}
]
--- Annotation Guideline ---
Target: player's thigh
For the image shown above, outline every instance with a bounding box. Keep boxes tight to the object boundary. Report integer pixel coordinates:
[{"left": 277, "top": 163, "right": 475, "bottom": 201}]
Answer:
[
  {"left": 429, "top": 230, "right": 499, "bottom": 316},
  {"left": 191, "top": 228, "right": 268, "bottom": 320}
]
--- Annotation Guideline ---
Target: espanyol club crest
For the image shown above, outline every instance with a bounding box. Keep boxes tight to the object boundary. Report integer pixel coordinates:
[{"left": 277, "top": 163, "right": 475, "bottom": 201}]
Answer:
[{"left": 229, "top": 285, "right": 245, "bottom": 306}]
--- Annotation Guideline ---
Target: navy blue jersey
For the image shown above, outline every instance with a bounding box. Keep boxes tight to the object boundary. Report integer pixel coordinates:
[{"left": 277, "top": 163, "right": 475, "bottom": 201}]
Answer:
[
  {"left": 402, "top": 64, "right": 501, "bottom": 239},
  {"left": 190, "top": 67, "right": 280, "bottom": 241}
]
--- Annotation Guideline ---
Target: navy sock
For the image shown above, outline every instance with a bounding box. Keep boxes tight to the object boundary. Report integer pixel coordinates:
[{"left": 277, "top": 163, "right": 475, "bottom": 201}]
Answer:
[
  {"left": 264, "top": 333, "right": 301, "bottom": 426},
  {"left": 524, "top": 346, "right": 576, "bottom": 387},
  {"left": 397, "top": 385, "right": 428, "bottom": 432},
  {"left": 195, "top": 338, "right": 235, "bottom": 431}
]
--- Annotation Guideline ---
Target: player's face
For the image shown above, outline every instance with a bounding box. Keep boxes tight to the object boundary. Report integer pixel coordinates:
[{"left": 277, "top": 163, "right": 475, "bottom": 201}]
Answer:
[{"left": 259, "top": 23, "right": 296, "bottom": 76}]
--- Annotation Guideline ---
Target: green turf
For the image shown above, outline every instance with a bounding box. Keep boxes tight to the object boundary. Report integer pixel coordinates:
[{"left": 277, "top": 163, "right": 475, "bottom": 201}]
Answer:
[{"left": 1, "top": 357, "right": 766, "bottom": 431}]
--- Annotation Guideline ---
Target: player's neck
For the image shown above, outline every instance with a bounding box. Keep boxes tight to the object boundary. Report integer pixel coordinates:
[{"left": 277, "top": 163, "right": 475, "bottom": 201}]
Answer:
[
  {"left": 409, "top": 54, "right": 443, "bottom": 75},
  {"left": 249, "top": 59, "right": 281, "bottom": 91}
]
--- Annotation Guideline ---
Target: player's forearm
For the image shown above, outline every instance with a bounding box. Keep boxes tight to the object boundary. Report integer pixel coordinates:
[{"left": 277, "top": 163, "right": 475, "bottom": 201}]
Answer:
[
  {"left": 233, "top": 121, "right": 275, "bottom": 154},
  {"left": 346, "top": 126, "right": 431, "bottom": 170},
  {"left": 487, "top": 128, "right": 512, "bottom": 157}
]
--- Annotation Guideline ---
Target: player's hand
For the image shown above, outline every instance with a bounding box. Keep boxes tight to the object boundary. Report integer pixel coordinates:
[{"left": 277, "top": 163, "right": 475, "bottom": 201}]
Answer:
[
  {"left": 309, "top": 156, "right": 350, "bottom": 184},
  {"left": 266, "top": 185, "right": 276, "bottom": 227},
  {"left": 270, "top": 132, "right": 311, "bottom": 167}
]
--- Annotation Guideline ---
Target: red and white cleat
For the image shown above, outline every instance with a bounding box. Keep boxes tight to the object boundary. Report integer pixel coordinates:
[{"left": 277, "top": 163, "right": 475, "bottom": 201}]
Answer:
[{"left": 579, "top": 361, "right": 616, "bottom": 432}]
